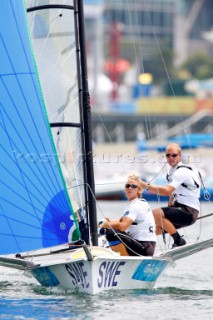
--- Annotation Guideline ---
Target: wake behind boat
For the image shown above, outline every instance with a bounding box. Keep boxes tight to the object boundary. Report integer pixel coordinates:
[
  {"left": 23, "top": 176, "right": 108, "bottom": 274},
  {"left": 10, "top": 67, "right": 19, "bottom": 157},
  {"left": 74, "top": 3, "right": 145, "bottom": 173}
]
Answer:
[{"left": 0, "top": 0, "right": 213, "bottom": 295}]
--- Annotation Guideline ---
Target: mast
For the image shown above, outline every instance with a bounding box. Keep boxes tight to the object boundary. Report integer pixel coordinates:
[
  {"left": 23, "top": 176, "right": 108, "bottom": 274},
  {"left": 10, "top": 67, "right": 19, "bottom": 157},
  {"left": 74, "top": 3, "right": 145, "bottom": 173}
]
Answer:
[{"left": 77, "top": 0, "right": 98, "bottom": 245}]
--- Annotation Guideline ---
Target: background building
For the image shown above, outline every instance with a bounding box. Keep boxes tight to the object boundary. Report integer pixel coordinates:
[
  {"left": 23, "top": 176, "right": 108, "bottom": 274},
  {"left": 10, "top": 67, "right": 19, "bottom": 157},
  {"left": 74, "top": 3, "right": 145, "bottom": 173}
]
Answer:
[
  {"left": 84, "top": 0, "right": 213, "bottom": 141},
  {"left": 101, "top": 0, "right": 213, "bottom": 64},
  {"left": 84, "top": 0, "right": 213, "bottom": 106},
  {"left": 174, "top": 0, "right": 213, "bottom": 66}
]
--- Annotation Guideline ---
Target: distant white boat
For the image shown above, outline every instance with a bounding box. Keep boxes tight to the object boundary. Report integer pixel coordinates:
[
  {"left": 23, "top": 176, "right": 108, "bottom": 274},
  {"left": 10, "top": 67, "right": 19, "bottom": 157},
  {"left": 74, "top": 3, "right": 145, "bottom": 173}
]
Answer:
[{"left": 95, "top": 176, "right": 126, "bottom": 200}]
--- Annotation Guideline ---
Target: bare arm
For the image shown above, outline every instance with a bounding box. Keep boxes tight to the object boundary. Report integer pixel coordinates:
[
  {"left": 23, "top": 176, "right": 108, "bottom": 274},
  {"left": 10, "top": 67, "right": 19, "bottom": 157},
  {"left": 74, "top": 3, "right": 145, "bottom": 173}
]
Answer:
[
  {"left": 101, "top": 216, "right": 133, "bottom": 232},
  {"left": 141, "top": 181, "right": 175, "bottom": 196}
]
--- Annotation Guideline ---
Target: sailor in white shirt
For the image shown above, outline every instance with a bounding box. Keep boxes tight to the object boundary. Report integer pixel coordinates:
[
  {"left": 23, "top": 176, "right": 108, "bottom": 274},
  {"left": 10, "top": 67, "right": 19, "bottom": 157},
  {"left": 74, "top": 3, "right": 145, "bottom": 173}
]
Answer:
[
  {"left": 124, "top": 198, "right": 156, "bottom": 242},
  {"left": 100, "top": 174, "right": 156, "bottom": 256},
  {"left": 141, "top": 143, "right": 200, "bottom": 248}
]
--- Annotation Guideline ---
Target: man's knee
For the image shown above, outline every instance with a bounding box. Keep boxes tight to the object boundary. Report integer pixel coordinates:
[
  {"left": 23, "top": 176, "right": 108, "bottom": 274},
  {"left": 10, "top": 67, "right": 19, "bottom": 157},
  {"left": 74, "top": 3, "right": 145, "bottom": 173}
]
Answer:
[{"left": 153, "top": 208, "right": 165, "bottom": 222}]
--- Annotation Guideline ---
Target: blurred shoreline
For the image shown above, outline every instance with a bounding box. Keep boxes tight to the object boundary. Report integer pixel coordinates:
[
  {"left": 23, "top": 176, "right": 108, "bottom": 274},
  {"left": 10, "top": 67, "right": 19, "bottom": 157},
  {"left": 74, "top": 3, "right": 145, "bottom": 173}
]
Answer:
[{"left": 93, "top": 142, "right": 213, "bottom": 180}]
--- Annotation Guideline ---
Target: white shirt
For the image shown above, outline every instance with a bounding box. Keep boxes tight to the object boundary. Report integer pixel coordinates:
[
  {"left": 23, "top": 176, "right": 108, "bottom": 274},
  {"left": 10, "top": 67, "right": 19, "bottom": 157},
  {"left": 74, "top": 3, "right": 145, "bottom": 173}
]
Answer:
[
  {"left": 123, "top": 198, "right": 156, "bottom": 242},
  {"left": 167, "top": 162, "right": 200, "bottom": 211}
]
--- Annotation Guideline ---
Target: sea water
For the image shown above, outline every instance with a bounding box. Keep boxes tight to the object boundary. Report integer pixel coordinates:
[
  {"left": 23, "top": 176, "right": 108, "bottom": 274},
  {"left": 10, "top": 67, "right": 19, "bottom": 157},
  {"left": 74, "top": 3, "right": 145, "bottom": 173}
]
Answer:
[{"left": 0, "top": 201, "right": 213, "bottom": 320}]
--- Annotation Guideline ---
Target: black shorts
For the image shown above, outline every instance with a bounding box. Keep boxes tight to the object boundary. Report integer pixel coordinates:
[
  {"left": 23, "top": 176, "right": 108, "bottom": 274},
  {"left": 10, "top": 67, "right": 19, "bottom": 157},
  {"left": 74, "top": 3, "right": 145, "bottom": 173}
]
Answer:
[
  {"left": 105, "top": 229, "right": 156, "bottom": 257},
  {"left": 162, "top": 201, "right": 199, "bottom": 229}
]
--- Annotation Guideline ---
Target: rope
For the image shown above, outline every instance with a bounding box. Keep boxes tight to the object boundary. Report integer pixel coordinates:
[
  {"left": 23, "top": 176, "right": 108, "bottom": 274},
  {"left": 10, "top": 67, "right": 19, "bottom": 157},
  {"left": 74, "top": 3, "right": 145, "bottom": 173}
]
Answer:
[
  {"left": 105, "top": 230, "right": 144, "bottom": 256},
  {"left": 198, "top": 171, "right": 211, "bottom": 201}
]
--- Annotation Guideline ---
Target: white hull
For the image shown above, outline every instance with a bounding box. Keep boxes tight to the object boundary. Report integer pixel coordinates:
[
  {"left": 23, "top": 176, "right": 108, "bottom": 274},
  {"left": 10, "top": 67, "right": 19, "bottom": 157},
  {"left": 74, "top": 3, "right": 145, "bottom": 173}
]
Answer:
[
  {"left": 30, "top": 247, "right": 170, "bottom": 294},
  {"left": 1, "top": 238, "right": 213, "bottom": 294}
]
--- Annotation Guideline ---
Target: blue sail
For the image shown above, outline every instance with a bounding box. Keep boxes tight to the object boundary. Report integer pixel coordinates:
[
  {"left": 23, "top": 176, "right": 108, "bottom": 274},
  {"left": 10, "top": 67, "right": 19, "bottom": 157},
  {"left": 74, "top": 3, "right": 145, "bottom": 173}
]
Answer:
[{"left": 0, "top": 0, "right": 82, "bottom": 254}]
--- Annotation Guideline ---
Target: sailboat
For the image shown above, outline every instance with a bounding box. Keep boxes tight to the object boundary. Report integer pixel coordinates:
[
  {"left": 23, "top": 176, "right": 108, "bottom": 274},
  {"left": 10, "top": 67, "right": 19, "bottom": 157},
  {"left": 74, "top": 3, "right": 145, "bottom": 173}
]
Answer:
[{"left": 0, "top": 0, "right": 213, "bottom": 295}]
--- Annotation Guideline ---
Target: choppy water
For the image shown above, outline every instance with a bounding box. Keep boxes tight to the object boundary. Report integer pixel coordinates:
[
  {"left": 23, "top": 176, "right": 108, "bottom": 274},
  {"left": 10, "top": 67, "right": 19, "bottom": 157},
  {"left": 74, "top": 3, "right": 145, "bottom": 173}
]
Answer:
[{"left": 1, "top": 201, "right": 213, "bottom": 320}]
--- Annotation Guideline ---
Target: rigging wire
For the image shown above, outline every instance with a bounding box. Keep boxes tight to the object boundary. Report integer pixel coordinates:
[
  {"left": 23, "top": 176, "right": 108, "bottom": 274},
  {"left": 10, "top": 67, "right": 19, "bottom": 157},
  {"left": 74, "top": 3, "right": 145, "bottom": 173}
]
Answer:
[
  {"left": 126, "top": 0, "right": 152, "bottom": 142},
  {"left": 90, "top": 1, "right": 213, "bottom": 249}
]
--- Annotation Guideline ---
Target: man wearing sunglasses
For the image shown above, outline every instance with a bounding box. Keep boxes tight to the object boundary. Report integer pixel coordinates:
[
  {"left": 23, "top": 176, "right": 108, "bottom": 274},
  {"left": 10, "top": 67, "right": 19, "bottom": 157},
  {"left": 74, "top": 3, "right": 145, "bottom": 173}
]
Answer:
[
  {"left": 99, "top": 174, "right": 156, "bottom": 256},
  {"left": 141, "top": 143, "right": 200, "bottom": 248}
]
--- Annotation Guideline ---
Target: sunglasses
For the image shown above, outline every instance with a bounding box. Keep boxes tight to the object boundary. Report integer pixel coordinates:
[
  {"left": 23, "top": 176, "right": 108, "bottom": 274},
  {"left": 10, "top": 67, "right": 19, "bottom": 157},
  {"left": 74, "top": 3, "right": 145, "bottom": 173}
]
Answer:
[
  {"left": 125, "top": 183, "right": 138, "bottom": 189},
  {"left": 166, "top": 153, "right": 179, "bottom": 158}
]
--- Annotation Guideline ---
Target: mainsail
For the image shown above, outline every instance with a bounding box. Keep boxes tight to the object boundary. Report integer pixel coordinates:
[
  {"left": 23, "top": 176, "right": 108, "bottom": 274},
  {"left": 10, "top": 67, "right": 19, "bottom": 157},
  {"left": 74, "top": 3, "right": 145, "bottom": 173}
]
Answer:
[{"left": 0, "top": 0, "right": 89, "bottom": 254}]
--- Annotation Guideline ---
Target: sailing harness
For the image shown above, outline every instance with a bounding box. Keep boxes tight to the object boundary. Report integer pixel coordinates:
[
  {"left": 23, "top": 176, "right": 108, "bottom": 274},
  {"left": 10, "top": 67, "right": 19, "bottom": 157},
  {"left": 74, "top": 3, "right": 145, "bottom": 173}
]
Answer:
[
  {"left": 165, "top": 164, "right": 210, "bottom": 201},
  {"left": 166, "top": 165, "right": 200, "bottom": 191}
]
